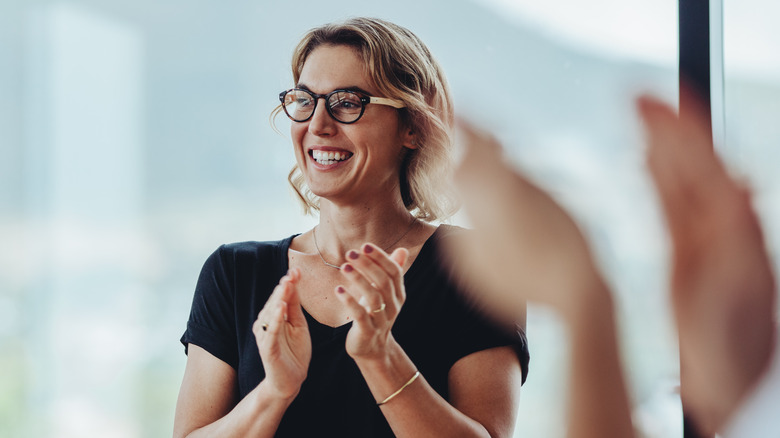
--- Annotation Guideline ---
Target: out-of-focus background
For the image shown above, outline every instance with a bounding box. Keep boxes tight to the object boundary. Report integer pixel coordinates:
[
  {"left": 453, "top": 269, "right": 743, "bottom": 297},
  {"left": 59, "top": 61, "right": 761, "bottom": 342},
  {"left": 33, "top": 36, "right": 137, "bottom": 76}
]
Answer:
[{"left": 1, "top": 0, "right": 778, "bottom": 436}]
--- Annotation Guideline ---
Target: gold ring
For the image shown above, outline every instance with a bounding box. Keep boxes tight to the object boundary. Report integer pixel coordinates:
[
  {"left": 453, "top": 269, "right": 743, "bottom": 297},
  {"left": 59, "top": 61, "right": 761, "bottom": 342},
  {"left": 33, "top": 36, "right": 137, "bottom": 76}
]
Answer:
[
  {"left": 371, "top": 303, "right": 386, "bottom": 313},
  {"left": 261, "top": 323, "right": 269, "bottom": 331}
]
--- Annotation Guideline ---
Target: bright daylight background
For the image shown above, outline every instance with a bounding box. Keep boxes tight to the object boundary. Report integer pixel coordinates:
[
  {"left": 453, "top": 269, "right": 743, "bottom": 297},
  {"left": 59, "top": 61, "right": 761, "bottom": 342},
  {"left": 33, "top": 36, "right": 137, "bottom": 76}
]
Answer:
[{"left": 1, "top": 0, "right": 778, "bottom": 436}]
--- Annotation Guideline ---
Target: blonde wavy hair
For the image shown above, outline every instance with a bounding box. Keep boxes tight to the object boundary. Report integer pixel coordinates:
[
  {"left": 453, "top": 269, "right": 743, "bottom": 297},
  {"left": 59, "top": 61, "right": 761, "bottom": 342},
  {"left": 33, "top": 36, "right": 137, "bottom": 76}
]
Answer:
[{"left": 276, "top": 17, "right": 457, "bottom": 222}]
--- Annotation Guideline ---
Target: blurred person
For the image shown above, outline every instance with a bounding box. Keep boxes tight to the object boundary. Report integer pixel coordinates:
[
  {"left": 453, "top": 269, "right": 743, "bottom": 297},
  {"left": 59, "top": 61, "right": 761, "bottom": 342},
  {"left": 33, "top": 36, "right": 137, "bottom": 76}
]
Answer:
[
  {"left": 173, "top": 17, "right": 528, "bottom": 438},
  {"left": 446, "top": 90, "right": 777, "bottom": 437}
]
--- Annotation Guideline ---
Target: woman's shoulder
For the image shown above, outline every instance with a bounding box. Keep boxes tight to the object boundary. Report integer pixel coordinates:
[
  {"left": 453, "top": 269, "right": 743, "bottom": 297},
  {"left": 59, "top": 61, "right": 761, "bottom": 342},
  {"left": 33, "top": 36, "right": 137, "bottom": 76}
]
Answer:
[
  {"left": 432, "top": 224, "right": 468, "bottom": 239},
  {"left": 418, "top": 224, "right": 470, "bottom": 261},
  {"left": 405, "top": 224, "right": 464, "bottom": 267},
  {"left": 200, "top": 235, "right": 298, "bottom": 276},
  {"left": 213, "top": 235, "right": 298, "bottom": 259}
]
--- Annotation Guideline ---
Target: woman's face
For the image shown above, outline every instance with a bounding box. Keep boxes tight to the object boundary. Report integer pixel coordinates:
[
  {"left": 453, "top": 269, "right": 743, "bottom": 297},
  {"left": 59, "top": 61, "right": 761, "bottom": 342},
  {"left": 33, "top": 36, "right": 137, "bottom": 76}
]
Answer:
[{"left": 291, "top": 44, "right": 414, "bottom": 206}]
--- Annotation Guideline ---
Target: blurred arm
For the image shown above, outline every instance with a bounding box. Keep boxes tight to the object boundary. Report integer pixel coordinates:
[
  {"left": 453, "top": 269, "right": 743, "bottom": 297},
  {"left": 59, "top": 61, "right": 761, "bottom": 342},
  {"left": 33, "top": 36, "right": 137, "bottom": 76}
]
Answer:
[{"left": 447, "top": 120, "right": 634, "bottom": 438}]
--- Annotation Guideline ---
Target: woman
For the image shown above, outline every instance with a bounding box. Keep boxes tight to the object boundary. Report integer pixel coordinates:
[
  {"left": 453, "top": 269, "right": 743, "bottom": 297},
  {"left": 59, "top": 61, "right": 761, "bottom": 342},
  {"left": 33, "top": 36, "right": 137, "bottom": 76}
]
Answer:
[{"left": 174, "top": 17, "right": 528, "bottom": 438}]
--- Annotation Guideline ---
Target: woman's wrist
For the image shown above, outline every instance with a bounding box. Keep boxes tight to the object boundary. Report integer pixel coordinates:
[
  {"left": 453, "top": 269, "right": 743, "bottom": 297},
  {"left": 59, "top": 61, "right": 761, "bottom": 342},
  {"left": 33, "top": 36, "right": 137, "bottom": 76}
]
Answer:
[
  {"left": 353, "top": 334, "right": 403, "bottom": 369},
  {"left": 257, "top": 378, "right": 301, "bottom": 406},
  {"left": 354, "top": 336, "right": 419, "bottom": 403}
]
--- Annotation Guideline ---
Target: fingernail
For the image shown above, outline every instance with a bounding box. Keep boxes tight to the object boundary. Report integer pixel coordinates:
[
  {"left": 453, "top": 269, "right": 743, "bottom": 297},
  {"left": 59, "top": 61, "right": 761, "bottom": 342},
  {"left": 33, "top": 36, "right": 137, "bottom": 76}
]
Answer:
[
  {"left": 336, "top": 285, "right": 346, "bottom": 294},
  {"left": 343, "top": 264, "right": 354, "bottom": 273},
  {"left": 348, "top": 250, "right": 359, "bottom": 260},
  {"left": 362, "top": 244, "right": 373, "bottom": 254}
]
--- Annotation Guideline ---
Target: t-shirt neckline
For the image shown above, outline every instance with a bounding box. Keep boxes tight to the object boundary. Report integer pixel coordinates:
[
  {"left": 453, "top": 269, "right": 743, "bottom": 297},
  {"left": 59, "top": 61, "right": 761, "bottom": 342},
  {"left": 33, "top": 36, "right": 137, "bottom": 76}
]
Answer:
[{"left": 276, "top": 225, "right": 447, "bottom": 331}]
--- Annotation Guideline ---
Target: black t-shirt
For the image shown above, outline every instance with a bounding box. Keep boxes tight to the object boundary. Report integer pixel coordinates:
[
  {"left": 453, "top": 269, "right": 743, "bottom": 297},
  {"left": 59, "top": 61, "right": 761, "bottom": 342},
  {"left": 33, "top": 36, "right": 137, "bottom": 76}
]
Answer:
[{"left": 181, "top": 225, "right": 529, "bottom": 437}]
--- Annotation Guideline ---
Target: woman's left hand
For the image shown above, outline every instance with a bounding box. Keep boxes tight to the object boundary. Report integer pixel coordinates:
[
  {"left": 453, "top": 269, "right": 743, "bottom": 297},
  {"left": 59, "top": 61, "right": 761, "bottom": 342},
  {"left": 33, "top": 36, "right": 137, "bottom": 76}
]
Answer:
[{"left": 334, "top": 244, "right": 409, "bottom": 361}]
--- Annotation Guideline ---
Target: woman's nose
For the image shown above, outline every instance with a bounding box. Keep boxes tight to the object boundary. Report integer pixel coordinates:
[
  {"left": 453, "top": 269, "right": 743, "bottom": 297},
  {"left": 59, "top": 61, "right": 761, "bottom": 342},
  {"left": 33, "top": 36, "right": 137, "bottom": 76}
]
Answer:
[{"left": 307, "top": 98, "right": 337, "bottom": 136}]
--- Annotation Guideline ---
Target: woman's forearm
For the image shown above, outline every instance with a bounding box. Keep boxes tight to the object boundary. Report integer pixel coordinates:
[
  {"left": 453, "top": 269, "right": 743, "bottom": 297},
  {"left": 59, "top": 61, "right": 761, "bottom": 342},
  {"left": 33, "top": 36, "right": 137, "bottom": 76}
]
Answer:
[
  {"left": 181, "top": 380, "right": 295, "bottom": 438},
  {"left": 354, "top": 338, "right": 493, "bottom": 438}
]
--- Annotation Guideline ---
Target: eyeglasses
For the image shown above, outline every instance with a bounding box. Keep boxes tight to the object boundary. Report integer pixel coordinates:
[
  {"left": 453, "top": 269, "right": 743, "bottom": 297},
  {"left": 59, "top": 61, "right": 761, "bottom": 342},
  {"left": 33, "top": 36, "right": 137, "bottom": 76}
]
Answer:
[{"left": 279, "top": 88, "right": 406, "bottom": 124}]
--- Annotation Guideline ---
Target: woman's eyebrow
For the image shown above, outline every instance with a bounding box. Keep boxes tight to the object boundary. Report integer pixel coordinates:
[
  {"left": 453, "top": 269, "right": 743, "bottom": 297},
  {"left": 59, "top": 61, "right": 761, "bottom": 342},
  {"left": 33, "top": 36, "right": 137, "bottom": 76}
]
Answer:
[
  {"left": 339, "top": 86, "right": 372, "bottom": 95},
  {"left": 295, "top": 83, "right": 373, "bottom": 95}
]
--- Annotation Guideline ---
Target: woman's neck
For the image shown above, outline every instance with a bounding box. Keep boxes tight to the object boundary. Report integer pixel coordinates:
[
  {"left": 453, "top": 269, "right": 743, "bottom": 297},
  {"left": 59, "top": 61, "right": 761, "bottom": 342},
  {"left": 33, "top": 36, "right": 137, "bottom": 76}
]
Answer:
[{"left": 314, "top": 199, "right": 418, "bottom": 260}]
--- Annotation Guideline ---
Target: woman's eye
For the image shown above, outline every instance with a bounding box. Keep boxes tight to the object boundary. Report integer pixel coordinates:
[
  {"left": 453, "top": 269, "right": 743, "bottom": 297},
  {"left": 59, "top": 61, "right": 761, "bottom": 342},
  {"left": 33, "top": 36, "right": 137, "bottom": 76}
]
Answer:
[
  {"left": 331, "top": 95, "right": 361, "bottom": 111},
  {"left": 297, "top": 97, "right": 313, "bottom": 107},
  {"left": 336, "top": 100, "right": 357, "bottom": 109}
]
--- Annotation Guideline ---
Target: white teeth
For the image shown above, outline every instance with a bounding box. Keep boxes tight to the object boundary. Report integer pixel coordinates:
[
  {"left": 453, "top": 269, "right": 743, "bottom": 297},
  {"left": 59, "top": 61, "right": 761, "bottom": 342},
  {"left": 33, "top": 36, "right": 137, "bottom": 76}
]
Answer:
[{"left": 312, "top": 150, "right": 351, "bottom": 165}]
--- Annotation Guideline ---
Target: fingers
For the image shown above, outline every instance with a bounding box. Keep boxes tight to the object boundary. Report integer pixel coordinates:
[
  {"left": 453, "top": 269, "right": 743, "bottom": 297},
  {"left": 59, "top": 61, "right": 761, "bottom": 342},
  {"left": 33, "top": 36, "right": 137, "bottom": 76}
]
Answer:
[
  {"left": 637, "top": 93, "right": 741, "bottom": 250},
  {"left": 678, "top": 83, "right": 716, "bottom": 149},
  {"left": 639, "top": 92, "right": 733, "bottom": 200},
  {"left": 252, "top": 316, "right": 268, "bottom": 342},
  {"left": 341, "top": 264, "right": 390, "bottom": 324},
  {"left": 454, "top": 118, "right": 546, "bottom": 238},
  {"left": 287, "top": 266, "right": 301, "bottom": 283},
  {"left": 389, "top": 247, "right": 409, "bottom": 271},
  {"left": 453, "top": 119, "right": 506, "bottom": 201},
  {"left": 254, "top": 285, "right": 287, "bottom": 346},
  {"left": 254, "top": 282, "right": 283, "bottom": 337},
  {"left": 253, "top": 269, "right": 304, "bottom": 342},
  {"left": 282, "top": 268, "right": 307, "bottom": 326},
  {"left": 358, "top": 244, "right": 406, "bottom": 300},
  {"left": 339, "top": 244, "right": 406, "bottom": 314},
  {"left": 265, "top": 300, "right": 288, "bottom": 338},
  {"left": 638, "top": 94, "right": 701, "bottom": 244},
  {"left": 335, "top": 285, "right": 376, "bottom": 329}
]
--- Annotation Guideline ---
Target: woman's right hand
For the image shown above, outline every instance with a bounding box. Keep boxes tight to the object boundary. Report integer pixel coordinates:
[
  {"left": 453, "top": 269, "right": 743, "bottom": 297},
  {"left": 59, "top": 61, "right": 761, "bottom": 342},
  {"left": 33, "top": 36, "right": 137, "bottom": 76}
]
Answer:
[{"left": 253, "top": 268, "right": 312, "bottom": 400}]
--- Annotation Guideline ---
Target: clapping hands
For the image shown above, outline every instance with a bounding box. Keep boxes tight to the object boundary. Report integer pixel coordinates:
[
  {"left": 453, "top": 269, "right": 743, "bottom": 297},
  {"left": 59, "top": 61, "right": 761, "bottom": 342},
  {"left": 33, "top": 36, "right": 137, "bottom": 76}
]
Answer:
[{"left": 253, "top": 268, "right": 312, "bottom": 400}]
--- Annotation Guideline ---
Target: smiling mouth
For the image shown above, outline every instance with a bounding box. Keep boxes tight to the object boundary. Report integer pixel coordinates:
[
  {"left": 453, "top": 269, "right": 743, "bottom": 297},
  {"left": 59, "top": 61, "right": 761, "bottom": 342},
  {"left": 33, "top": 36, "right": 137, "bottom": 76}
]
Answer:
[{"left": 310, "top": 150, "right": 353, "bottom": 165}]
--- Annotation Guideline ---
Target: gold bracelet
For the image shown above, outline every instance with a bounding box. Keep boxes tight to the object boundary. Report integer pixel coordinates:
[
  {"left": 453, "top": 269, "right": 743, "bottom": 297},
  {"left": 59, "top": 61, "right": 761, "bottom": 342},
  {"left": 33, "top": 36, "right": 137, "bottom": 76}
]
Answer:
[{"left": 377, "top": 371, "right": 420, "bottom": 406}]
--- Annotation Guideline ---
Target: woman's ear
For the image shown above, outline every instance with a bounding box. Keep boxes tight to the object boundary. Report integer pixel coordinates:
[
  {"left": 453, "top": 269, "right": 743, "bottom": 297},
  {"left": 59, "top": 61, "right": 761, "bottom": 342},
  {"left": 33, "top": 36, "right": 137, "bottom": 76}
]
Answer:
[{"left": 402, "top": 128, "right": 418, "bottom": 150}]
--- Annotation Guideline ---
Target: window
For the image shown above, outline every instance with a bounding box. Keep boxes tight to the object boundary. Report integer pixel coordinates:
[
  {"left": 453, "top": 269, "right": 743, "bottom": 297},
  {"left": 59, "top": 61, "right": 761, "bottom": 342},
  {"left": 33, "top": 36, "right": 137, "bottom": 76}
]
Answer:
[{"left": 0, "top": 1, "right": 709, "bottom": 437}]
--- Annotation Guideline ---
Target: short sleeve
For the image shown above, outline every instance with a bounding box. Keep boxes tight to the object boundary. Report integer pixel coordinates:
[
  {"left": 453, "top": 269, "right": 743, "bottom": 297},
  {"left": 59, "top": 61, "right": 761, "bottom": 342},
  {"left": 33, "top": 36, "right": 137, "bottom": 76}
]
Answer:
[
  {"left": 180, "top": 245, "right": 240, "bottom": 369},
  {"left": 427, "top": 225, "right": 530, "bottom": 384},
  {"left": 447, "top": 290, "right": 530, "bottom": 384}
]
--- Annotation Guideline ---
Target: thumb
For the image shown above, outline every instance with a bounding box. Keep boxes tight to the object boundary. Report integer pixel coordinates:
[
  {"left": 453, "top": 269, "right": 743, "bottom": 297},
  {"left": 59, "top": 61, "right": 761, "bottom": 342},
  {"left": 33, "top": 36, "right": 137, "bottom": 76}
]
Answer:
[
  {"left": 282, "top": 271, "right": 307, "bottom": 327},
  {"left": 390, "top": 247, "right": 410, "bottom": 269}
]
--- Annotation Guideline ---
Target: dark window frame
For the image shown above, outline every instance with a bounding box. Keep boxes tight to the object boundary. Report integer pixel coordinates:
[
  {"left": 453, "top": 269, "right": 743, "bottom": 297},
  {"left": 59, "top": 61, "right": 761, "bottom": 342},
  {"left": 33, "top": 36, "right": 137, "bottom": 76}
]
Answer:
[{"left": 679, "top": 1, "right": 721, "bottom": 437}]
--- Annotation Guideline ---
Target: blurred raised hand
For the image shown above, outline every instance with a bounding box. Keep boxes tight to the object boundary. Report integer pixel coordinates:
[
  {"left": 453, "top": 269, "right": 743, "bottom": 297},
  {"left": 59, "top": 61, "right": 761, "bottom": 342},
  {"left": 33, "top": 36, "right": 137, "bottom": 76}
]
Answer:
[
  {"left": 638, "top": 92, "right": 777, "bottom": 435},
  {"left": 446, "top": 120, "right": 607, "bottom": 322},
  {"left": 445, "top": 119, "right": 634, "bottom": 438}
]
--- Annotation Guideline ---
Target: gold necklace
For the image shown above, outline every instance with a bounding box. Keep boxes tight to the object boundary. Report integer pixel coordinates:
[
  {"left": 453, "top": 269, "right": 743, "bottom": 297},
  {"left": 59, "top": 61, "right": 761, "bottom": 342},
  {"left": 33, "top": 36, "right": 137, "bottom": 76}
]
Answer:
[{"left": 312, "top": 217, "right": 418, "bottom": 269}]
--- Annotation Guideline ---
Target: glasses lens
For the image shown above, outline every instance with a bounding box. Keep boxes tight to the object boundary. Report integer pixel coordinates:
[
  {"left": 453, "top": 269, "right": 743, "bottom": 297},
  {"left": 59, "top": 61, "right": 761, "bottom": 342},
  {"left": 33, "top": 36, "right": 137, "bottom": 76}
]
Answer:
[
  {"left": 283, "top": 89, "right": 315, "bottom": 121},
  {"left": 327, "top": 91, "right": 364, "bottom": 123}
]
